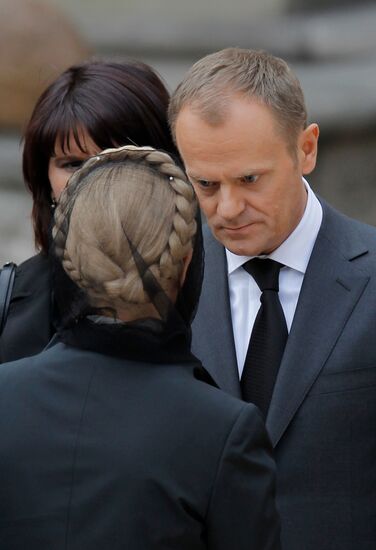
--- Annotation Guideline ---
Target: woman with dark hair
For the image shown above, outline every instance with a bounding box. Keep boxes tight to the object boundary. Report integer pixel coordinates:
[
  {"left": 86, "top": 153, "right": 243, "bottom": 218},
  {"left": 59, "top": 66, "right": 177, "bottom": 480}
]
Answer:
[
  {"left": 0, "top": 146, "right": 280, "bottom": 548},
  {"left": 0, "top": 59, "right": 178, "bottom": 363}
]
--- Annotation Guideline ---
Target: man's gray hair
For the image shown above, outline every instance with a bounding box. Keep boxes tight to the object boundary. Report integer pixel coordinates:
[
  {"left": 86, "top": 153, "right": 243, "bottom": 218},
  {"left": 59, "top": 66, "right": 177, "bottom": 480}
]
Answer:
[{"left": 169, "top": 48, "right": 307, "bottom": 151}]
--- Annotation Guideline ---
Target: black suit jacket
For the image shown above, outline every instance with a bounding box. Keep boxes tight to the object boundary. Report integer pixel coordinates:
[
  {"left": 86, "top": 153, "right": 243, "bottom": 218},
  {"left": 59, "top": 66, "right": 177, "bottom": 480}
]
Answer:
[
  {"left": 0, "top": 327, "right": 280, "bottom": 549},
  {"left": 192, "top": 200, "right": 376, "bottom": 550}
]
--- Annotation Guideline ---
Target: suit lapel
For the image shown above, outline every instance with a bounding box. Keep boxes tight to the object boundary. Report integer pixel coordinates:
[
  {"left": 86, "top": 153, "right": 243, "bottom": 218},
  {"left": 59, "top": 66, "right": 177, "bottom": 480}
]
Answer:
[
  {"left": 192, "top": 227, "right": 241, "bottom": 398},
  {"left": 267, "top": 204, "right": 370, "bottom": 446}
]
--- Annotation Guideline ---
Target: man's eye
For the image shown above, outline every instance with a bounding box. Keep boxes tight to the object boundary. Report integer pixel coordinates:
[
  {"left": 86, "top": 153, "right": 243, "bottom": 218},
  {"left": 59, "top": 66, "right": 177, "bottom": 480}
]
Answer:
[
  {"left": 241, "top": 175, "right": 258, "bottom": 184},
  {"left": 197, "top": 179, "right": 215, "bottom": 188}
]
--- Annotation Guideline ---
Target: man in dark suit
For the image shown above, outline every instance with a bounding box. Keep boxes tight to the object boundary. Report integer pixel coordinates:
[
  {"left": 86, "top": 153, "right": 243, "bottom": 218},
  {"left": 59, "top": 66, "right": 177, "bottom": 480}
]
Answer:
[{"left": 169, "top": 47, "right": 376, "bottom": 550}]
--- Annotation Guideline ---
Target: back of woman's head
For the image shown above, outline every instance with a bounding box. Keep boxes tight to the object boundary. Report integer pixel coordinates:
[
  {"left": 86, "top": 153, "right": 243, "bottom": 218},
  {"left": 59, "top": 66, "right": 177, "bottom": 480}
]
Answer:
[
  {"left": 23, "top": 60, "right": 177, "bottom": 253},
  {"left": 53, "top": 146, "right": 197, "bottom": 321}
]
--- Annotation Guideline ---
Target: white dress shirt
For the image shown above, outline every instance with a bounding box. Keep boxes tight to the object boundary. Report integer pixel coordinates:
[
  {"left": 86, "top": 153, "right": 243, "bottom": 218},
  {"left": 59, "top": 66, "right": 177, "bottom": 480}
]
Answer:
[{"left": 226, "top": 179, "right": 323, "bottom": 377}]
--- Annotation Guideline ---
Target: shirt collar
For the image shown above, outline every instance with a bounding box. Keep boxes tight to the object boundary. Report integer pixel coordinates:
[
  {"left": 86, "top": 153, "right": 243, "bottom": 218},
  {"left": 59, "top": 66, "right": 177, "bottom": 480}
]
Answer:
[{"left": 226, "top": 178, "right": 323, "bottom": 275}]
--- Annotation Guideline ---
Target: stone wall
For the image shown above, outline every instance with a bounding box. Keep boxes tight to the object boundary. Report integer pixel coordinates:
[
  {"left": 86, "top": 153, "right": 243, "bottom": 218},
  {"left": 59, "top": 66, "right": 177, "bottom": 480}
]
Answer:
[{"left": 0, "top": 0, "right": 89, "bottom": 131}]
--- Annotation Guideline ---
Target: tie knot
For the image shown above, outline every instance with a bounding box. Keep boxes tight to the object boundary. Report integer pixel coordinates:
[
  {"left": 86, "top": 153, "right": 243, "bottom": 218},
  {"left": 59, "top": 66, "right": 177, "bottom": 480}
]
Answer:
[{"left": 243, "top": 258, "right": 283, "bottom": 291}]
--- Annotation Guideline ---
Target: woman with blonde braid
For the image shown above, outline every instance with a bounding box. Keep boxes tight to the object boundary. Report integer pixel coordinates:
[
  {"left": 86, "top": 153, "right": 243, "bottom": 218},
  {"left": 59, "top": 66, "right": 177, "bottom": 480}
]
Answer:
[{"left": 0, "top": 146, "right": 280, "bottom": 549}]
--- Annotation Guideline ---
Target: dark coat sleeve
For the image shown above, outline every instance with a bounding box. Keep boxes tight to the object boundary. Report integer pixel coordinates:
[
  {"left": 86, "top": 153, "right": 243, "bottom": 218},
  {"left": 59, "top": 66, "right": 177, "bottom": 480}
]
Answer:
[
  {"left": 206, "top": 404, "right": 281, "bottom": 550},
  {"left": 0, "top": 254, "right": 52, "bottom": 363}
]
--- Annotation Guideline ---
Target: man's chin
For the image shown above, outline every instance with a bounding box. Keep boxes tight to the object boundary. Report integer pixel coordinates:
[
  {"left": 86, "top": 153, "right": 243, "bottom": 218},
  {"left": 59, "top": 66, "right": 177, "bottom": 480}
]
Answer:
[
  {"left": 227, "top": 244, "right": 258, "bottom": 256},
  {"left": 214, "top": 235, "right": 258, "bottom": 256}
]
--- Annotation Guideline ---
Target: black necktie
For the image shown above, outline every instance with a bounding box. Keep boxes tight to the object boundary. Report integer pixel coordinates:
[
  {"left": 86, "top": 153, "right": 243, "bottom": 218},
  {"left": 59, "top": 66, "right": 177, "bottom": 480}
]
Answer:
[{"left": 240, "top": 258, "right": 288, "bottom": 417}]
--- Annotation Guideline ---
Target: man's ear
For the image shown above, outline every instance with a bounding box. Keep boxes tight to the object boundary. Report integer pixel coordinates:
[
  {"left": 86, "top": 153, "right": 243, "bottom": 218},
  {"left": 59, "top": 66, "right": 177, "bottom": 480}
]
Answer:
[
  {"left": 299, "top": 123, "right": 319, "bottom": 175},
  {"left": 180, "top": 248, "right": 193, "bottom": 287}
]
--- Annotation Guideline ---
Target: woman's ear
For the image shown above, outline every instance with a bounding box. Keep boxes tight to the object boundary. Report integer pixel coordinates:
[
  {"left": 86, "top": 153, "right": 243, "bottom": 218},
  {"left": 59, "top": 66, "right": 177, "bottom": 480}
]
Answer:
[{"left": 180, "top": 248, "right": 193, "bottom": 287}]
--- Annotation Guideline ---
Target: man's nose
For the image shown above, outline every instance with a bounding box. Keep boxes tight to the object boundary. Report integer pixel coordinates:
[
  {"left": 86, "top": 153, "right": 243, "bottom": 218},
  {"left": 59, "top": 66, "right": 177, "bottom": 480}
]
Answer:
[{"left": 217, "top": 185, "right": 245, "bottom": 221}]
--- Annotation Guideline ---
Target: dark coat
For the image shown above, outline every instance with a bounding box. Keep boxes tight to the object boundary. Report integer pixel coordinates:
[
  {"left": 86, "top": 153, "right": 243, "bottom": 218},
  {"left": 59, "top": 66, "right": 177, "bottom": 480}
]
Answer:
[
  {"left": 0, "top": 321, "right": 280, "bottom": 549},
  {"left": 0, "top": 253, "right": 52, "bottom": 363},
  {"left": 191, "top": 200, "right": 376, "bottom": 550}
]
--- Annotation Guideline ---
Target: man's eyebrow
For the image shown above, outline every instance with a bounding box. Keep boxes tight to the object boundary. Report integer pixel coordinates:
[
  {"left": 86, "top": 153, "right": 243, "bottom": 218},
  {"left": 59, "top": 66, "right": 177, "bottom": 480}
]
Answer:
[
  {"left": 188, "top": 173, "right": 218, "bottom": 184},
  {"left": 186, "top": 172, "right": 205, "bottom": 181}
]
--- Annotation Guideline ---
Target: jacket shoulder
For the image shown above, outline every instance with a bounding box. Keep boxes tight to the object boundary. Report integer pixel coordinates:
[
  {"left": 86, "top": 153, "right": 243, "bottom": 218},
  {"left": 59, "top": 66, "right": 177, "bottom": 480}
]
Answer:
[
  {"left": 13, "top": 253, "right": 50, "bottom": 293},
  {"left": 319, "top": 199, "right": 376, "bottom": 265},
  {"left": 0, "top": 253, "right": 52, "bottom": 363}
]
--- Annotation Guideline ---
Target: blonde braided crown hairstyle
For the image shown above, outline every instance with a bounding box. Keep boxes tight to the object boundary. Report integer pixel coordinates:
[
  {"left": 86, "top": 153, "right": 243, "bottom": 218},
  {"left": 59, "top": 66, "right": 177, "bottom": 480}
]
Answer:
[{"left": 53, "top": 146, "right": 198, "bottom": 319}]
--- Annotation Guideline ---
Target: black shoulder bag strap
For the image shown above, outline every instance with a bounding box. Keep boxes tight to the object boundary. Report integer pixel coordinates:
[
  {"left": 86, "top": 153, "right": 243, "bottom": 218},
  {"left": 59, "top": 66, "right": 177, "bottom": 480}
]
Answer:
[{"left": 0, "top": 262, "right": 17, "bottom": 336}]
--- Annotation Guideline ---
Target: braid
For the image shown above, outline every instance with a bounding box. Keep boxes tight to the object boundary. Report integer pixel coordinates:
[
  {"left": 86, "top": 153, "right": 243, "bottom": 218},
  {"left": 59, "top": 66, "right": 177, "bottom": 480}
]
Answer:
[
  {"left": 133, "top": 149, "right": 197, "bottom": 280},
  {"left": 52, "top": 145, "right": 198, "bottom": 312}
]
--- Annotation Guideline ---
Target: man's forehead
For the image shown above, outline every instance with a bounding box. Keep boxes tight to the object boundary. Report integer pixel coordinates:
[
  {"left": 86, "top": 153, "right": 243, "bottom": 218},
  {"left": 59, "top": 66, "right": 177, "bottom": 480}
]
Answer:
[{"left": 178, "top": 92, "right": 270, "bottom": 121}]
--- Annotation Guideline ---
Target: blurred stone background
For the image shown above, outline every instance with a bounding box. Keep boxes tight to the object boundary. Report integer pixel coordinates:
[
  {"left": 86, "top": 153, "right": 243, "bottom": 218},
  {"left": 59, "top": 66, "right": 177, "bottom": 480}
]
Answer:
[{"left": 1, "top": 0, "right": 376, "bottom": 264}]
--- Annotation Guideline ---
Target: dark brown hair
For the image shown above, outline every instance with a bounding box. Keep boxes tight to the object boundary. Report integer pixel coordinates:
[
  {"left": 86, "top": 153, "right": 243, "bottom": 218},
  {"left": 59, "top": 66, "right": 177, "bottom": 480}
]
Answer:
[{"left": 23, "top": 59, "right": 177, "bottom": 253}]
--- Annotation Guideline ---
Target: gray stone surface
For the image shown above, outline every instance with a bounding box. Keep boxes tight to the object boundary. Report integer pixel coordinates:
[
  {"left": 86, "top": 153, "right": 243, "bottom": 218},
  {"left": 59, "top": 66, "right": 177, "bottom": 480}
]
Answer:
[
  {"left": 55, "top": 2, "right": 376, "bottom": 61},
  {"left": 0, "top": 135, "right": 33, "bottom": 265},
  {"left": 312, "top": 132, "right": 376, "bottom": 226},
  {"left": 0, "top": 134, "right": 23, "bottom": 190},
  {"left": 0, "top": 189, "right": 34, "bottom": 265},
  {"left": 0, "top": 0, "right": 89, "bottom": 130}
]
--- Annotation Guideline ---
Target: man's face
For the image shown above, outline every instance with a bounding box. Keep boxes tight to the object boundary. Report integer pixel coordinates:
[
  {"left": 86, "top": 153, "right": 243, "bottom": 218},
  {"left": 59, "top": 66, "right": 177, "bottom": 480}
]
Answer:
[{"left": 175, "top": 95, "right": 318, "bottom": 256}]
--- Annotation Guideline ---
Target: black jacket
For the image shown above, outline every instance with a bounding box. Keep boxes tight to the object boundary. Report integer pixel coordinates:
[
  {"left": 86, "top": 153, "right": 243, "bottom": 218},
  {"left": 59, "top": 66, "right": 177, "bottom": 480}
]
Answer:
[
  {"left": 0, "top": 253, "right": 52, "bottom": 363},
  {"left": 0, "top": 319, "right": 280, "bottom": 549}
]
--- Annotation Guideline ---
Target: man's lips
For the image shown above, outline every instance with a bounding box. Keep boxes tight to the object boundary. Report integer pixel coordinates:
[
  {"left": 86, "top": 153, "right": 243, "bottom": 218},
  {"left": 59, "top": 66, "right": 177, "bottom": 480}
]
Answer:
[{"left": 219, "top": 223, "right": 254, "bottom": 234}]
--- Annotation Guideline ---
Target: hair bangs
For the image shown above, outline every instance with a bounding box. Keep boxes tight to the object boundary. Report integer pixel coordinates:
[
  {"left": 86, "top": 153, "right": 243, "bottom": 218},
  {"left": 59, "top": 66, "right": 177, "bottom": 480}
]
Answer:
[{"left": 44, "top": 101, "right": 107, "bottom": 157}]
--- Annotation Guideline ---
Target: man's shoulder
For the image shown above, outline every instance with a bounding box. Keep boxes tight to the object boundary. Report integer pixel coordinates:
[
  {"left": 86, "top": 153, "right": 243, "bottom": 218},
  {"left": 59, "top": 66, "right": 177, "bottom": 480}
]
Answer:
[
  {"left": 321, "top": 198, "right": 376, "bottom": 231},
  {"left": 320, "top": 199, "right": 376, "bottom": 254}
]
